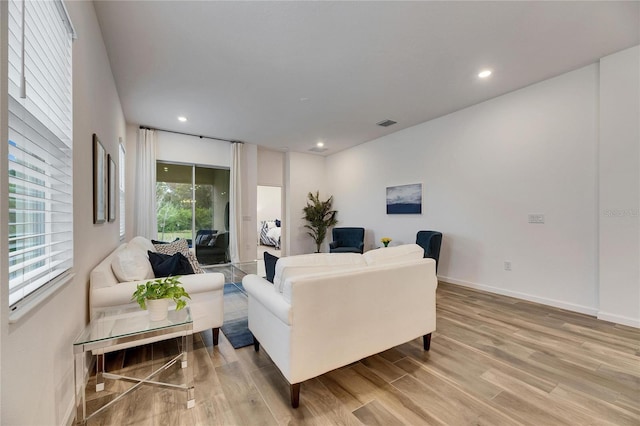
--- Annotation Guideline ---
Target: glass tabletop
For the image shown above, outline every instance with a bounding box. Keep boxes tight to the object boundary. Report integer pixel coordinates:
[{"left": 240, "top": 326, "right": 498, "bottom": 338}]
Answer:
[
  {"left": 233, "top": 260, "right": 265, "bottom": 278},
  {"left": 74, "top": 305, "right": 192, "bottom": 347}
]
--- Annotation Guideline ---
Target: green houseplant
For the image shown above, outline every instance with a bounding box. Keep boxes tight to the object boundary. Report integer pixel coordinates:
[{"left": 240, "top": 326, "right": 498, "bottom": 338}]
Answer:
[
  {"left": 131, "top": 276, "right": 191, "bottom": 321},
  {"left": 302, "top": 191, "right": 338, "bottom": 253}
]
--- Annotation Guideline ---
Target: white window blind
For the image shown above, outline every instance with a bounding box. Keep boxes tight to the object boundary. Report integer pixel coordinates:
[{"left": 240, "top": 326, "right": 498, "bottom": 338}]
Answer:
[
  {"left": 8, "top": 0, "right": 75, "bottom": 312},
  {"left": 119, "top": 142, "right": 125, "bottom": 239}
]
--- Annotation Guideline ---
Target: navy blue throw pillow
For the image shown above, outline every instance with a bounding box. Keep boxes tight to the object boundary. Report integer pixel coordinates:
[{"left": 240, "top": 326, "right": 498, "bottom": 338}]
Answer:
[
  {"left": 148, "top": 251, "right": 194, "bottom": 277},
  {"left": 264, "top": 252, "right": 279, "bottom": 284}
]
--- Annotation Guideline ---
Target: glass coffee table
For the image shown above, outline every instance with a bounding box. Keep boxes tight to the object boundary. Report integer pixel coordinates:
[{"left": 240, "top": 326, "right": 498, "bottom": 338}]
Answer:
[{"left": 73, "top": 306, "right": 194, "bottom": 423}]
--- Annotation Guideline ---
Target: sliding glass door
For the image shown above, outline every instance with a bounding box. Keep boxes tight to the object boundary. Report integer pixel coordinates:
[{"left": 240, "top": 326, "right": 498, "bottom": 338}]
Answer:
[{"left": 156, "top": 162, "right": 230, "bottom": 265}]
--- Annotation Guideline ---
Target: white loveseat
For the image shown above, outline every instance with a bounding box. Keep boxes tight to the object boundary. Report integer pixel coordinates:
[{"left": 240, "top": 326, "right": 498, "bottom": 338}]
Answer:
[
  {"left": 242, "top": 244, "right": 437, "bottom": 407},
  {"left": 90, "top": 236, "right": 225, "bottom": 351}
]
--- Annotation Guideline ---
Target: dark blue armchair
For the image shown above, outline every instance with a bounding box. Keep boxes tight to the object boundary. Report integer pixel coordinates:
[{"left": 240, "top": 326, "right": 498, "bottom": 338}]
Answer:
[
  {"left": 416, "top": 230, "right": 442, "bottom": 272},
  {"left": 196, "top": 231, "right": 229, "bottom": 265},
  {"left": 330, "top": 227, "right": 365, "bottom": 253}
]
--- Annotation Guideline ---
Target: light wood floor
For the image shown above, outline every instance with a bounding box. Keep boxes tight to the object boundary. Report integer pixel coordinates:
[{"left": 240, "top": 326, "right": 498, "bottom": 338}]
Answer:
[{"left": 84, "top": 281, "right": 640, "bottom": 425}]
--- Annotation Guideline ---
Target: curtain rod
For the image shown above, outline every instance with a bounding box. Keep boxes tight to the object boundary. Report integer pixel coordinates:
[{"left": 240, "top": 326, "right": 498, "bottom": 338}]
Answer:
[{"left": 139, "top": 125, "right": 243, "bottom": 144}]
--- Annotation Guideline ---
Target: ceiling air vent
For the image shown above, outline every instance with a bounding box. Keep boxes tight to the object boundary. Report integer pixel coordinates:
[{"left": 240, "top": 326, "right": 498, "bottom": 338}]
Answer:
[
  {"left": 377, "top": 119, "right": 397, "bottom": 127},
  {"left": 309, "top": 146, "right": 328, "bottom": 153}
]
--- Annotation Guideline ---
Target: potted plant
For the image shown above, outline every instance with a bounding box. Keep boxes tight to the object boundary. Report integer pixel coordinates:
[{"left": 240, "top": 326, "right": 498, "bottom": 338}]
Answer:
[
  {"left": 131, "top": 276, "right": 191, "bottom": 321},
  {"left": 380, "top": 237, "right": 392, "bottom": 247},
  {"left": 302, "top": 191, "right": 338, "bottom": 253}
]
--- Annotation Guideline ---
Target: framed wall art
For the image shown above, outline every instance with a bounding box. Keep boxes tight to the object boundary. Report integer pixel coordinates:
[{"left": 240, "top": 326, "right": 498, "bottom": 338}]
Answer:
[
  {"left": 386, "top": 183, "right": 422, "bottom": 214},
  {"left": 93, "top": 134, "right": 107, "bottom": 224},
  {"left": 108, "top": 153, "right": 117, "bottom": 222}
]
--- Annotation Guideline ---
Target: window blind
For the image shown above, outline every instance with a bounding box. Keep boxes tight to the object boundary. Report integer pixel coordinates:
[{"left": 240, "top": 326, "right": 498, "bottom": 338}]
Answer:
[{"left": 8, "top": 0, "right": 74, "bottom": 310}]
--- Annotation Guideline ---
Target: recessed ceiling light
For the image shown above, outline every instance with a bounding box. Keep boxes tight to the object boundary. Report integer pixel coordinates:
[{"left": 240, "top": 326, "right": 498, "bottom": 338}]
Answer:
[
  {"left": 316, "top": 141, "right": 324, "bottom": 148},
  {"left": 478, "top": 70, "right": 492, "bottom": 79},
  {"left": 178, "top": 116, "right": 187, "bottom": 122}
]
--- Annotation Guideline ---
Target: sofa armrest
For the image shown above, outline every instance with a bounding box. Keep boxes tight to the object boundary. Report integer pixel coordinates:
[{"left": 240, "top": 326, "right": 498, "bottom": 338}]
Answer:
[
  {"left": 243, "top": 274, "right": 291, "bottom": 325},
  {"left": 179, "top": 272, "right": 225, "bottom": 292},
  {"left": 91, "top": 273, "right": 224, "bottom": 310},
  {"left": 329, "top": 242, "right": 338, "bottom": 249}
]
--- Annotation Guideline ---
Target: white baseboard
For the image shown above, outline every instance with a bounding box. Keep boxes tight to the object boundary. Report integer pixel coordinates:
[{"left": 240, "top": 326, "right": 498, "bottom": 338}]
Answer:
[
  {"left": 63, "top": 398, "right": 76, "bottom": 426},
  {"left": 597, "top": 311, "right": 640, "bottom": 328},
  {"left": 438, "top": 275, "right": 598, "bottom": 317}
]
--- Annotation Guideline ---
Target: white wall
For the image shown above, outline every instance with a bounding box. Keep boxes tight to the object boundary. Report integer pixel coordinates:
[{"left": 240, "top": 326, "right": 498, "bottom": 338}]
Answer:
[
  {"left": 598, "top": 46, "right": 640, "bottom": 327},
  {"left": 326, "top": 64, "right": 600, "bottom": 316},
  {"left": 257, "top": 146, "right": 284, "bottom": 187},
  {"left": 285, "top": 152, "right": 326, "bottom": 255},
  {"left": 0, "top": 1, "right": 126, "bottom": 424},
  {"left": 156, "top": 131, "right": 230, "bottom": 168},
  {"left": 257, "top": 186, "right": 282, "bottom": 223}
]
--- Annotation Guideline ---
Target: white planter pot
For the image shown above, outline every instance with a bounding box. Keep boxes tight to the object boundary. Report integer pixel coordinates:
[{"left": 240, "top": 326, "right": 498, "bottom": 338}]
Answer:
[{"left": 147, "top": 298, "right": 170, "bottom": 321}]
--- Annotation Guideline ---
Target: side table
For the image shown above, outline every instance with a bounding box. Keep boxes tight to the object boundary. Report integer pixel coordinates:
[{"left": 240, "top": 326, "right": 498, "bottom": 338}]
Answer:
[{"left": 73, "top": 306, "right": 194, "bottom": 423}]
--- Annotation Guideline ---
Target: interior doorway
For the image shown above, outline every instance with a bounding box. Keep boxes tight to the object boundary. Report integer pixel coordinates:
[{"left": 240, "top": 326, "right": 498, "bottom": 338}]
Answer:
[{"left": 256, "top": 185, "right": 282, "bottom": 260}]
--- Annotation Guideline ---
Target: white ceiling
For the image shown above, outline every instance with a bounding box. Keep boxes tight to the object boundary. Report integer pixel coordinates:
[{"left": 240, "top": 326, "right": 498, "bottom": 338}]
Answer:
[{"left": 94, "top": 1, "right": 639, "bottom": 155}]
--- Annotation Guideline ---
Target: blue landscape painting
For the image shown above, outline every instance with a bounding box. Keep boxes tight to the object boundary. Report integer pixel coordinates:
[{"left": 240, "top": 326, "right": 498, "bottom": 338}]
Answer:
[{"left": 386, "top": 183, "right": 422, "bottom": 214}]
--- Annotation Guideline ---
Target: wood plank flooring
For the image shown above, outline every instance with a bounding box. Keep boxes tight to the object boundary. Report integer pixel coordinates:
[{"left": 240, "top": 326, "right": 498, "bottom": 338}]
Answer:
[{"left": 83, "top": 281, "right": 640, "bottom": 425}]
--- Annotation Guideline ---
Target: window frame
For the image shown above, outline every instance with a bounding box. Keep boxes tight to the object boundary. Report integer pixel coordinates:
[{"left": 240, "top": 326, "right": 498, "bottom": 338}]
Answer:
[
  {"left": 6, "top": 0, "right": 76, "bottom": 321},
  {"left": 118, "top": 140, "right": 125, "bottom": 240}
]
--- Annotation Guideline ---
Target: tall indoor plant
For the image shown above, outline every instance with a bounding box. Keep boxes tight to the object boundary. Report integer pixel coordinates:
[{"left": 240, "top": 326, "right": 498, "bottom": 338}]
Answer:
[{"left": 302, "top": 191, "right": 338, "bottom": 253}]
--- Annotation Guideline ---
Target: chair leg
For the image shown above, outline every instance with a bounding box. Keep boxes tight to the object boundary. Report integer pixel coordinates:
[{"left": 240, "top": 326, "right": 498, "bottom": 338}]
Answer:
[
  {"left": 212, "top": 327, "right": 219, "bottom": 346},
  {"left": 423, "top": 333, "right": 432, "bottom": 351},
  {"left": 290, "top": 383, "right": 300, "bottom": 408},
  {"left": 253, "top": 335, "right": 260, "bottom": 352}
]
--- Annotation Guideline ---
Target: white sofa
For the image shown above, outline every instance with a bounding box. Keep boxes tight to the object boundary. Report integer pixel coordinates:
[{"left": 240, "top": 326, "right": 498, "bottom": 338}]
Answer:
[
  {"left": 242, "top": 244, "right": 437, "bottom": 407},
  {"left": 90, "top": 236, "right": 225, "bottom": 351}
]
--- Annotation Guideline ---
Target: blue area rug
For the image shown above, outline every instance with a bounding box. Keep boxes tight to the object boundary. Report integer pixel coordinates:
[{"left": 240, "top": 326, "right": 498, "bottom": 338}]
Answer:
[{"left": 221, "top": 282, "right": 253, "bottom": 349}]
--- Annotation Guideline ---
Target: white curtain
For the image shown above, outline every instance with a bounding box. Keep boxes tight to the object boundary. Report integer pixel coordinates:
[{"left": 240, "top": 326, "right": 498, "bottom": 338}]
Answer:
[
  {"left": 134, "top": 128, "right": 158, "bottom": 239},
  {"left": 229, "top": 142, "right": 243, "bottom": 263}
]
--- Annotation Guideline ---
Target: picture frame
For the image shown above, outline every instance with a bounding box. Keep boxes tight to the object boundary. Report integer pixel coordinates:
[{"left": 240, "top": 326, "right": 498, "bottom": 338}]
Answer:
[
  {"left": 108, "top": 154, "right": 117, "bottom": 222},
  {"left": 93, "top": 134, "right": 107, "bottom": 224},
  {"left": 386, "top": 183, "right": 422, "bottom": 214}
]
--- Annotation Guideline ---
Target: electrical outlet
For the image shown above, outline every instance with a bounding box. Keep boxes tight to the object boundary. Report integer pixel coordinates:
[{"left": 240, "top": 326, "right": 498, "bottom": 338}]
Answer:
[
  {"left": 528, "top": 214, "right": 545, "bottom": 224},
  {"left": 504, "top": 261, "right": 512, "bottom": 271}
]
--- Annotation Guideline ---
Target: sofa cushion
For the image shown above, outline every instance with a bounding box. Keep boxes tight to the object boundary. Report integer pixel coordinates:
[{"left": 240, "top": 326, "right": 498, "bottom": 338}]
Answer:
[
  {"left": 152, "top": 238, "right": 203, "bottom": 273},
  {"left": 363, "top": 244, "right": 424, "bottom": 266},
  {"left": 264, "top": 252, "right": 279, "bottom": 283},
  {"left": 153, "top": 238, "right": 189, "bottom": 255},
  {"left": 186, "top": 252, "right": 205, "bottom": 274},
  {"left": 148, "top": 251, "right": 194, "bottom": 277},
  {"left": 274, "top": 253, "right": 366, "bottom": 293},
  {"left": 128, "top": 236, "right": 156, "bottom": 255},
  {"left": 111, "top": 247, "right": 154, "bottom": 282}
]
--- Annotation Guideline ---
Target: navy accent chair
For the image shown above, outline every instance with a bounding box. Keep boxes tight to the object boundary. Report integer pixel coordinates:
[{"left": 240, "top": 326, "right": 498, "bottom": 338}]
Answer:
[
  {"left": 416, "top": 231, "right": 443, "bottom": 272},
  {"left": 196, "top": 232, "right": 229, "bottom": 265},
  {"left": 187, "top": 229, "right": 217, "bottom": 248},
  {"left": 196, "top": 229, "right": 217, "bottom": 245},
  {"left": 330, "top": 227, "right": 365, "bottom": 254}
]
